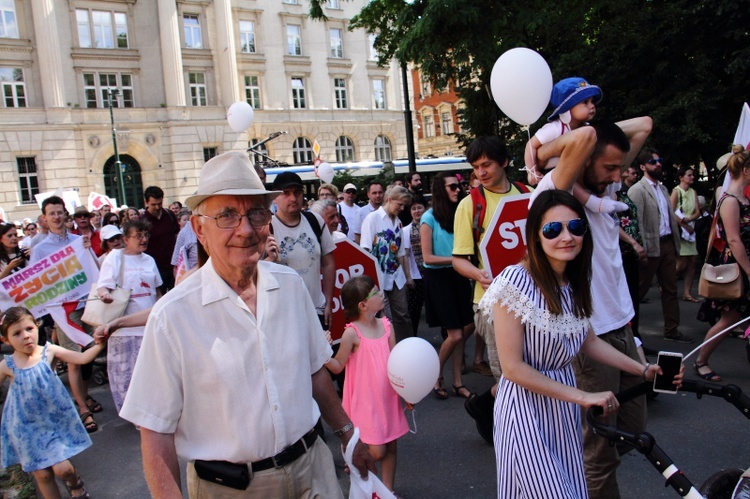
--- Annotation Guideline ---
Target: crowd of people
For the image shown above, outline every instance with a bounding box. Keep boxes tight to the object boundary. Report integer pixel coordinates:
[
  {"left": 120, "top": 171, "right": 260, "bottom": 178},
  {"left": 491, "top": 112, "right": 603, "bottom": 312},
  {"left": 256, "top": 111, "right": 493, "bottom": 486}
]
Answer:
[{"left": 0, "top": 87, "right": 749, "bottom": 497}]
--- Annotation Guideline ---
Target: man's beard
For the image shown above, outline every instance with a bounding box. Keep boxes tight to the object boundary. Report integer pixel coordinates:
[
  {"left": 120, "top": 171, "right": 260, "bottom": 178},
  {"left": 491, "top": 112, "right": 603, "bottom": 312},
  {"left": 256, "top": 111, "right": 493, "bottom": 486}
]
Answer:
[{"left": 647, "top": 166, "right": 663, "bottom": 181}]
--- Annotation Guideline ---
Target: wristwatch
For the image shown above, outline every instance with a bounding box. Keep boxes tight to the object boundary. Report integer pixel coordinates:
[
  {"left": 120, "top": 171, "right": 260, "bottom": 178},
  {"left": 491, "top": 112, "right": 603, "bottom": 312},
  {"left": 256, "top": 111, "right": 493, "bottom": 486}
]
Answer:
[{"left": 333, "top": 422, "right": 353, "bottom": 437}]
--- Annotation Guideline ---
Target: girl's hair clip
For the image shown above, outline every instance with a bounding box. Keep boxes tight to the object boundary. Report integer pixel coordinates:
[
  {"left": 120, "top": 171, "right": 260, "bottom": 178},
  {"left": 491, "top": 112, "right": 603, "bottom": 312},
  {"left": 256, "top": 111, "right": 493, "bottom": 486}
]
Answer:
[{"left": 0, "top": 314, "right": 6, "bottom": 326}]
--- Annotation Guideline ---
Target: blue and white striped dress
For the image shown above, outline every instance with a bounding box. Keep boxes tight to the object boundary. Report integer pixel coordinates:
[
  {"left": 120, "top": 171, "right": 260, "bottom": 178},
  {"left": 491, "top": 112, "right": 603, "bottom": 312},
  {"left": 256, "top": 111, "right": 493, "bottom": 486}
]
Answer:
[{"left": 479, "top": 265, "right": 589, "bottom": 499}]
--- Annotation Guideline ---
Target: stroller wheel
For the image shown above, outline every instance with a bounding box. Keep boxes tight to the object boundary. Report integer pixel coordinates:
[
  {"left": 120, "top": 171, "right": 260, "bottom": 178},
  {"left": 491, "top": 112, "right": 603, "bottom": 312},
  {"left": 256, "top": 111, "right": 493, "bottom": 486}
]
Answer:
[
  {"left": 699, "top": 468, "right": 744, "bottom": 499},
  {"left": 92, "top": 370, "right": 107, "bottom": 386}
]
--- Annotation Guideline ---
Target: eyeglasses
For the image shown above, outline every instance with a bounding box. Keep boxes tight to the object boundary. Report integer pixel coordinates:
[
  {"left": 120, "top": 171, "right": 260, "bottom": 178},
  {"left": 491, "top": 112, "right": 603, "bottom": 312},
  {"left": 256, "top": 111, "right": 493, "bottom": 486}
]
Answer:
[
  {"left": 200, "top": 208, "right": 272, "bottom": 229},
  {"left": 365, "top": 287, "right": 382, "bottom": 300},
  {"left": 345, "top": 189, "right": 356, "bottom": 194},
  {"left": 541, "top": 218, "right": 587, "bottom": 240},
  {"left": 646, "top": 157, "right": 664, "bottom": 165},
  {"left": 446, "top": 183, "right": 461, "bottom": 191},
  {"left": 127, "top": 232, "right": 150, "bottom": 240},
  {"left": 75, "top": 214, "right": 89, "bottom": 219}
]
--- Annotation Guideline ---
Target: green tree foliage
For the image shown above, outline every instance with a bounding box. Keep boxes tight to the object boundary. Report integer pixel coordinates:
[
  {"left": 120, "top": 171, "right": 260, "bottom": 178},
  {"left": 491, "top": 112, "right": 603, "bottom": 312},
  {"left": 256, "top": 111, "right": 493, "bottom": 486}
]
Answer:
[{"left": 309, "top": 0, "right": 750, "bottom": 177}]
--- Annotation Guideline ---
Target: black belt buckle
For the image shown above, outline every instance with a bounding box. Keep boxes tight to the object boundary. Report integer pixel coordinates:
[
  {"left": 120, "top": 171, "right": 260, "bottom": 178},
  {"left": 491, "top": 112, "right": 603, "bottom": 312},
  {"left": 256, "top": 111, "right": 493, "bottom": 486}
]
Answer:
[
  {"left": 194, "top": 460, "right": 251, "bottom": 490},
  {"left": 271, "top": 440, "right": 302, "bottom": 468}
]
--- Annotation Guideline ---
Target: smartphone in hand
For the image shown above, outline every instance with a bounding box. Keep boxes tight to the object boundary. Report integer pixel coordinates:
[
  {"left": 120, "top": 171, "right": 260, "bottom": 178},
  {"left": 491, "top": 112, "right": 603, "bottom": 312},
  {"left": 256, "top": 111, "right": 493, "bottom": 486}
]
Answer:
[{"left": 653, "top": 351, "right": 683, "bottom": 394}]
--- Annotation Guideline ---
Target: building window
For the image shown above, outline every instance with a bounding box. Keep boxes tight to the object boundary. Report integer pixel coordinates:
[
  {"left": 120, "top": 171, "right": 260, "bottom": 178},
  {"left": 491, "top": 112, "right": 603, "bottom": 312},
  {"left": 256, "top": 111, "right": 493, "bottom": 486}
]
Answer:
[
  {"left": 328, "top": 0, "right": 340, "bottom": 8},
  {"left": 0, "top": 0, "right": 19, "bottom": 39},
  {"left": 203, "top": 147, "right": 218, "bottom": 163},
  {"left": 420, "top": 73, "right": 431, "bottom": 98},
  {"left": 283, "top": 0, "right": 298, "bottom": 4},
  {"left": 441, "top": 111, "right": 453, "bottom": 135},
  {"left": 335, "top": 136, "right": 354, "bottom": 162},
  {"left": 183, "top": 14, "right": 202, "bottom": 49},
  {"left": 239, "top": 20, "right": 255, "bottom": 53},
  {"left": 373, "top": 79, "right": 386, "bottom": 110},
  {"left": 244, "top": 75, "right": 261, "bottom": 109},
  {"left": 291, "top": 77, "right": 306, "bottom": 109},
  {"left": 76, "top": 9, "right": 129, "bottom": 49},
  {"left": 286, "top": 25, "right": 301, "bottom": 55},
  {"left": 17, "top": 157, "right": 38, "bottom": 204},
  {"left": 0, "top": 67, "right": 25, "bottom": 108},
  {"left": 329, "top": 29, "right": 343, "bottom": 58},
  {"left": 423, "top": 114, "right": 435, "bottom": 138},
  {"left": 83, "top": 73, "right": 133, "bottom": 108},
  {"left": 188, "top": 72, "right": 207, "bottom": 106},
  {"left": 292, "top": 137, "right": 313, "bottom": 165},
  {"left": 333, "top": 78, "right": 347, "bottom": 109},
  {"left": 368, "top": 34, "right": 377, "bottom": 61},
  {"left": 374, "top": 135, "right": 392, "bottom": 162}
]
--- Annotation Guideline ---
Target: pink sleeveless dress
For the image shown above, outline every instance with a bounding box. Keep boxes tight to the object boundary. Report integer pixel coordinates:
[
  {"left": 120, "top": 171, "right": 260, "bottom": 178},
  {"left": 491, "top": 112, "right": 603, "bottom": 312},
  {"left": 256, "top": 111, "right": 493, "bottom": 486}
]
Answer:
[{"left": 342, "top": 318, "right": 409, "bottom": 445}]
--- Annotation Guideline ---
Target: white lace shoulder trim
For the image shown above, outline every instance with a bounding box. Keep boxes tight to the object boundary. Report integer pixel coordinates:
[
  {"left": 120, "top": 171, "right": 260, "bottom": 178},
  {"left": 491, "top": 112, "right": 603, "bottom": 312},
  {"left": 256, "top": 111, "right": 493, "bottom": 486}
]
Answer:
[{"left": 478, "top": 268, "right": 589, "bottom": 339}]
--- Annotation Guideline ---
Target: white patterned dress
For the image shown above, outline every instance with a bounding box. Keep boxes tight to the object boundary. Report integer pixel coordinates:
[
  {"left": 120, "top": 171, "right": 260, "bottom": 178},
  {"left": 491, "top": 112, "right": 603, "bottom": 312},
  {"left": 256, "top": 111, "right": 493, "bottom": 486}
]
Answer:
[{"left": 479, "top": 265, "right": 589, "bottom": 499}]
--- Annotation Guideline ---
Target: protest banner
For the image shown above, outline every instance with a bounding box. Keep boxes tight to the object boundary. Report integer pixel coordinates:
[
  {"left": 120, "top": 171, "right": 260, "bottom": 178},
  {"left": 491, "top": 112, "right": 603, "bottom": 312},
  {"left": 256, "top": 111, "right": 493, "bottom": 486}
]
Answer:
[{"left": 0, "top": 238, "right": 99, "bottom": 317}]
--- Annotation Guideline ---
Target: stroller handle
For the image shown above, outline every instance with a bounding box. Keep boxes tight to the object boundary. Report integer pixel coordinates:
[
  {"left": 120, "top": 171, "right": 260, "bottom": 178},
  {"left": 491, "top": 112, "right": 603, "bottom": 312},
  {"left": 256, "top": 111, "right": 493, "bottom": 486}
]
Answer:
[{"left": 586, "top": 380, "right": 750, "bottom": 498}]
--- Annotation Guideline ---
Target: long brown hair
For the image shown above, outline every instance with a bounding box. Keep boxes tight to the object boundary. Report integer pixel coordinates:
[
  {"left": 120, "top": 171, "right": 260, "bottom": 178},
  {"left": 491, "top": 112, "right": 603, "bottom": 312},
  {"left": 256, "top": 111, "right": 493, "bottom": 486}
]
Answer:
[
  {"left": 431, "top": 172, "right": 465, "bottom": 233},
  {"left": 525, "top": 190, "right": 593, "bottom": 318}
]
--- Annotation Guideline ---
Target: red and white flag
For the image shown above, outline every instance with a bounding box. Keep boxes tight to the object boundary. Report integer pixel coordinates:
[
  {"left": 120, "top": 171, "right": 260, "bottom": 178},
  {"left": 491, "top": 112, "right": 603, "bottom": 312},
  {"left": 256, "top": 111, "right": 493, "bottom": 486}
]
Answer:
[{"left": 47, "top": 300, "right": 94, "bottom": 347}]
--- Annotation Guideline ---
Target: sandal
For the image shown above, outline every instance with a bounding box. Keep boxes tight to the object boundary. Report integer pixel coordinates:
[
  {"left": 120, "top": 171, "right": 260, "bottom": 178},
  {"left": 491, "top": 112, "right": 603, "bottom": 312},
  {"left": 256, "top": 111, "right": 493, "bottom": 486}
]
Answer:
[
  {"left": 434, "top": 376, "right": 448, "bottom": 400},
  {"left": 75, "top": 396, "right": 103, "bottom": 414},
  {"left": 80, "top": 411, "right": 98, "bottom": 433},
  {"left": 65, "top": 477, "right": 90, "bottom": 498},
  {"left": 694, "top": 361, "right": 722, "bottom": 382},
  {"left": 682, "top": 295, "right": 701, "bottom": 303},
  {"left": 452, "top": 385, "right": 476, "bottom": 399}
]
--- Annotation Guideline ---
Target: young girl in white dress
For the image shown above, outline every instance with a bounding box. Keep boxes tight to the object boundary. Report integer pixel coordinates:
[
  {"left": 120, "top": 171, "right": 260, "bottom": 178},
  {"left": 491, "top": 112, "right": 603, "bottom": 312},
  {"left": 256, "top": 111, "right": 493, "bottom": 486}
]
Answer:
[{"left": 479, "top": 190, "right": 680, "bottom": 498}]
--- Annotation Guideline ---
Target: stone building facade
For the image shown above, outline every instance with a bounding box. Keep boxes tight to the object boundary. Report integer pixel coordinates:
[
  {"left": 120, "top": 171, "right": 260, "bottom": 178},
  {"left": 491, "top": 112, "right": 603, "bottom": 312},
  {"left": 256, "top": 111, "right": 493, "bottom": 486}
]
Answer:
[{"left": 0, "top": 0, "right": 407, "bottom": 220}]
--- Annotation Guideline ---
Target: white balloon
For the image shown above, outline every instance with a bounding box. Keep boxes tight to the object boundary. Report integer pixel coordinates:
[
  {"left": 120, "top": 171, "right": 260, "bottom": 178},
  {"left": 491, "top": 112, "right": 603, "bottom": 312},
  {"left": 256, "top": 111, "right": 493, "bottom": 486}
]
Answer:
[
  {"left": 490, "top": 48, "right": 553, "bottom": 126},
  {"left": 387, "top": 337, "right": 439, "bottom": 404},
  {"left": 318, "top": 162, "right": 334, "bottom": 183},
  {"left": 227, "top": 101, "right": 254, "bottom": 132}
]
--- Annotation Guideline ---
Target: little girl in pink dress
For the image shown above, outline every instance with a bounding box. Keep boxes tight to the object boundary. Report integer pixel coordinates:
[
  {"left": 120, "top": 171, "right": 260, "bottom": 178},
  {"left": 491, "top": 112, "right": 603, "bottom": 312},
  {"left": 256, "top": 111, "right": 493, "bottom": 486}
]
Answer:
[{"left": 325, "top": 275, "right": 410, "bottom": 494}]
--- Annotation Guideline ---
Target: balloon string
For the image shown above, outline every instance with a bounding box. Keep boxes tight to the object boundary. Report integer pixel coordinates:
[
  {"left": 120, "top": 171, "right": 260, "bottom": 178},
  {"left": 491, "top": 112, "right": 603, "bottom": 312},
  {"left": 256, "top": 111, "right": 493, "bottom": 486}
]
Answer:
[
  {"left": 405, "top": 407, "right": 417, "bottom": 434},
  {"left": 683, "top": 315, "right": 750, "bottom": 362}
]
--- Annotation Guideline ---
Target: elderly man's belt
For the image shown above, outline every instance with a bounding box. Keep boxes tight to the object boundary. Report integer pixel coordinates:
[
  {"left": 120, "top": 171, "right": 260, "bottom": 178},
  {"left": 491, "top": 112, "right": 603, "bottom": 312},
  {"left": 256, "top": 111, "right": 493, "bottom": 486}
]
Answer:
[{"left": 252, "top": 427, "right": 318, "bottom": 472}]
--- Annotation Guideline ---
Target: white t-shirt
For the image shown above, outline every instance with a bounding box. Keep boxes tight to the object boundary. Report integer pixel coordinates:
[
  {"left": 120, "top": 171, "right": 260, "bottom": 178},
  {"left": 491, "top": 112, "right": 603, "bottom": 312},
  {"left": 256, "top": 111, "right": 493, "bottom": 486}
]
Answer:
[
  {"left": 530, "top": 174, "right": 633, "bottom": 335},
  {"left": 272, "top": 212, "right": 335, "bottom": 314},
  {"left": 97, "top": 249, "right": 162, "bottom": 336},
  {"left": 534, "top": 120, "right": 572, "bottom": 170},
  {"left": 355, "top": 203, "right": 377, "bottom": 235},
  {"left": 338, "top": 202, "right": 360, "bottom": 241}
]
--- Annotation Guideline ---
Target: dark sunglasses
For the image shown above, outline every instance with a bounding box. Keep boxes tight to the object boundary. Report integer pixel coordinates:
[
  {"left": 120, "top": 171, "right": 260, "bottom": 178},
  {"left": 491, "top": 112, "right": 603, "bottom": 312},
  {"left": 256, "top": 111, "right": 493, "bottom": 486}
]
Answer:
[
  {"left": 345, "top": 189, "right": 356, "bottom": 194},
  {"left": 446, "top": 183, "right": 461, "bottom": 191},
  {"left": 646, "top": 157, "right": 664, "bottom": 165},
  {"left": 542, "top": 218, "right": 587, "bottom": 240}
]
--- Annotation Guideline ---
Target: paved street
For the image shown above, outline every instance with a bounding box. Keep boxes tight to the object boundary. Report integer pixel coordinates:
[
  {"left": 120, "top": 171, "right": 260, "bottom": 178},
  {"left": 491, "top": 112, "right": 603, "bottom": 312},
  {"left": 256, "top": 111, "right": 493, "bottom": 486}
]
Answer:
[{"left": 4, "top": 283, "right": 750, "bottom": 498}]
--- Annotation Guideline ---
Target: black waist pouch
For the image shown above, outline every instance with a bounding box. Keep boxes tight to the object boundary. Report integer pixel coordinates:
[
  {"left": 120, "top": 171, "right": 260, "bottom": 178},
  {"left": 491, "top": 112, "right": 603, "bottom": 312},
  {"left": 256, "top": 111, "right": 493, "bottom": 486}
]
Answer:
[{"left": 194, "top": 460, "right": 251, "bottom": 490}]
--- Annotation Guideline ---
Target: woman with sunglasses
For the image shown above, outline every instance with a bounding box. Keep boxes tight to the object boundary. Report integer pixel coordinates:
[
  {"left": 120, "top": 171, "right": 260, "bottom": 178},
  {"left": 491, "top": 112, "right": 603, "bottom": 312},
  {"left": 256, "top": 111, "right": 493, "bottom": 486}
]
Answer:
[
  {"left": 102, "top": 212, "right": 120, "bottom": 228},
  {"left": 421, "top": 172, "right": 475, "bottom": 399},
  {"left": 0, "top": 223, "right": 27, "bottom": 279},
  {"left": 479, "top": 190, "right": 672, "bottom": 498}
]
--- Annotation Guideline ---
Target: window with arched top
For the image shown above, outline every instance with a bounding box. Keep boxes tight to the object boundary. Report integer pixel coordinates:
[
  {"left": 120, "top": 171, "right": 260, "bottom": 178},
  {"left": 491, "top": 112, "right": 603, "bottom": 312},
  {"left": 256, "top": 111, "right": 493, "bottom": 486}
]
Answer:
[
  {"left": 292, "top": 137, "right": 313, "bottom": 164},
  {"left": 374, "top": 135, "right": 392, "bottom": 162},
  {"left": 335, "top": 136, "right": 355, "bottom": 162}
]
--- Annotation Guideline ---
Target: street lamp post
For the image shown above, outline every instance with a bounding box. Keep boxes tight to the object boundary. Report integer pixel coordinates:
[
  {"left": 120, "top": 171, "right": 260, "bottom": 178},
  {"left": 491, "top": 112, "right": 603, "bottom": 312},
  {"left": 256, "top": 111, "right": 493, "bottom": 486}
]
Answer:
[{"left": 107, "top": 88, "right": 126, "bottom": 206}]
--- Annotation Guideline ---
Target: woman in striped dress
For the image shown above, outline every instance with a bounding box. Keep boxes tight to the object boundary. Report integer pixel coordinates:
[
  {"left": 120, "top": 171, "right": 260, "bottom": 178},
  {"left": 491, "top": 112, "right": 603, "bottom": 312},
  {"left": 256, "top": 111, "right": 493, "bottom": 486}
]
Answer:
[{"left": 479, "top": 190, "right": 669, "bottom": 498}]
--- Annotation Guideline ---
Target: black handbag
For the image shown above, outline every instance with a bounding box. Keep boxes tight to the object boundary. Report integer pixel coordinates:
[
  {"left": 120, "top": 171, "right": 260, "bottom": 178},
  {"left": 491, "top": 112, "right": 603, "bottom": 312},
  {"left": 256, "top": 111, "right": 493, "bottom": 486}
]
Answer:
[{"left": 194, "top": 460, "right": 251, "bottom": 490}]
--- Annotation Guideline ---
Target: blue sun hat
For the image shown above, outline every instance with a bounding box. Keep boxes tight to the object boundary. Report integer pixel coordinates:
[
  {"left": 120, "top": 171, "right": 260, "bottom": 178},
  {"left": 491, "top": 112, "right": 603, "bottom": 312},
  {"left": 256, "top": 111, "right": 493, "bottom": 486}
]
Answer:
[{"left": 547, "top": 77, "right": 602, "bottom": 122}]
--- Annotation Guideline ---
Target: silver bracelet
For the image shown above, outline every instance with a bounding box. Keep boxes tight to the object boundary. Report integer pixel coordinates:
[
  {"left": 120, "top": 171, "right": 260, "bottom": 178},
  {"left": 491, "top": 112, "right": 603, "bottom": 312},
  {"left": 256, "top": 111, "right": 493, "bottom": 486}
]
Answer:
[
  {"left": 333, "top": 422, "right": 353, "bottom": 437},
  {"left": 642, "top": 362, "right": 651, "bottom": 380}
]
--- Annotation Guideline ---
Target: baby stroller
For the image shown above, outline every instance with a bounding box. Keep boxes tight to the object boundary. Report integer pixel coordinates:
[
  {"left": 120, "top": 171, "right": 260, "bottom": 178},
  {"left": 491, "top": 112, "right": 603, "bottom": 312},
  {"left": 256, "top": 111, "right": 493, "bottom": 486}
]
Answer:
[{"left": 587, "top": 380, "right": 750, "bottom": 498}]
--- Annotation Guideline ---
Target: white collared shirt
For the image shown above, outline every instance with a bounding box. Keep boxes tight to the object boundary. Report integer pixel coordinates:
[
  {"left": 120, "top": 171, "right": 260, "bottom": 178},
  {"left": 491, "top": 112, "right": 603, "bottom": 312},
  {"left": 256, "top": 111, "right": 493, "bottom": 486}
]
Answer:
[
  {"left": 646, "top": 178, "right": 672, "bottom": 237},
  {"left": 120, "top": 259, "right": 332, "bottom": 463}
]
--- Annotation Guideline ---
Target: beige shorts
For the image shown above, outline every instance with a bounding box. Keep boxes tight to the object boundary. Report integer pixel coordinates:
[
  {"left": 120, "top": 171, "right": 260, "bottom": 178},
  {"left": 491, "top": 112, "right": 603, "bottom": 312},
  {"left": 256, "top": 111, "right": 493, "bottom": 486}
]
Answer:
[{"left": 473, "top": 303, "right": 501, "bottom": 379}]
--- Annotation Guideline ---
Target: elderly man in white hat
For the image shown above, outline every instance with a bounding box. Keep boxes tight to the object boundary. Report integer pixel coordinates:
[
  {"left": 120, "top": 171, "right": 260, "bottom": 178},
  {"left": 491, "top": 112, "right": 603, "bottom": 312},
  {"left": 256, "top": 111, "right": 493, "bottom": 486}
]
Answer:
[{"left": 120, "top": 151, "right": 374, "bottom": 498}]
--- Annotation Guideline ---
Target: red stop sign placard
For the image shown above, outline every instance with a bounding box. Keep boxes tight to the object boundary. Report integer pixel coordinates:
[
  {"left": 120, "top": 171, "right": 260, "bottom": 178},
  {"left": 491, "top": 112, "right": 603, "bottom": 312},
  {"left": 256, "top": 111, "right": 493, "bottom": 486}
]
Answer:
[
  {"left": 478, "top": 193, "right": 532, "bottom": 278},
  {"left": 328, "top": 238, "right": 384, "bottom": 343}
]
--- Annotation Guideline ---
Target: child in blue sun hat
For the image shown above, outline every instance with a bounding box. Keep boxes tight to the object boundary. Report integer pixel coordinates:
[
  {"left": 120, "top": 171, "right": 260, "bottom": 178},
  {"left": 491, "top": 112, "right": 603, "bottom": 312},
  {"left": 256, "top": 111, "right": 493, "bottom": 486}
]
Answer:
[{"left": 523, "top": 77, "right": 628, "bottom": 214}]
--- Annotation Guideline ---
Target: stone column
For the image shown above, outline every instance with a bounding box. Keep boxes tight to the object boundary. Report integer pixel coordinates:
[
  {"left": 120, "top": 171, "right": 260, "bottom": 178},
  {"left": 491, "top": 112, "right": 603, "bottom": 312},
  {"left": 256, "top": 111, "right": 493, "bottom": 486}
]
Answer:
[
  {"left": 30, "top": 0, "right": 64, "bottom": 107},
  {"left": 213, "top": 0, "right": 240, "bottom": 106},
  {"left": 157, "top": 0, "right": 186, "bottom": 107}
]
